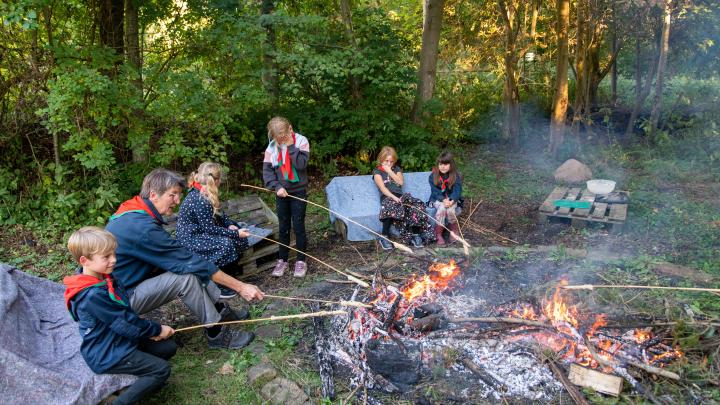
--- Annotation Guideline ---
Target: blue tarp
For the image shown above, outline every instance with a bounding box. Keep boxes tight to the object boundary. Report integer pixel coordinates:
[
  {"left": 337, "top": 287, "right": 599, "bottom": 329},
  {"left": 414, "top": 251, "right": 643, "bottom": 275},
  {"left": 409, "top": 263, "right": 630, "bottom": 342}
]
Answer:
[{"left": 324, "top": 172, "right": 432, "bottom": 241}]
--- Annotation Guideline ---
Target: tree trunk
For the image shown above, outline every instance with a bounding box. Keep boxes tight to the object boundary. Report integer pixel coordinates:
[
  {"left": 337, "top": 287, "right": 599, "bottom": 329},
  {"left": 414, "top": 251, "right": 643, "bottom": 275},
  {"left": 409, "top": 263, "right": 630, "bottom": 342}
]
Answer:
[
  {"left": 549, "top": 0, "right": 570, "bottom": 155},
  {"left": 340, "top": 0, "right": 361, "bottom": 102},
  {"left": 125, "top": 0, "right": 146, "bottom": 163},
  {"left": 648, "top": 0, "right": 671, "bottom": 138},
  {"left": 572, "top": 0, "right": 589, "bottom": 133},
  {"left": 261, "top": 0, "right": 279, "bottom": 110},
  {"left": 610, "top": 0, "right": 618, "bottom": 105},
  {"left": 625, "top": 30, "right": 659, "bottom": 136},
  {"left": 412, "top": 0, "right": 444, "bottom": 123},
  {"left": 498, "top": 0, "right": 523, "bottom": 147},
  {"left": 98, "top": 0, "right": 124, "bottom": 59}
]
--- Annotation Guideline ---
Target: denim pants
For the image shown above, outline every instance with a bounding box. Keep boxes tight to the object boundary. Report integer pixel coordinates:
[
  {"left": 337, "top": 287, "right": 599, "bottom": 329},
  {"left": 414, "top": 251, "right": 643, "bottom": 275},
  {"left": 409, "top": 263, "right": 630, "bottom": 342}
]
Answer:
[
  {"left": 105, "top": 339, "right": 177, "bottom": 405},
  {"left": 276, "top": 190, "right": 307, "bottom": 261}
]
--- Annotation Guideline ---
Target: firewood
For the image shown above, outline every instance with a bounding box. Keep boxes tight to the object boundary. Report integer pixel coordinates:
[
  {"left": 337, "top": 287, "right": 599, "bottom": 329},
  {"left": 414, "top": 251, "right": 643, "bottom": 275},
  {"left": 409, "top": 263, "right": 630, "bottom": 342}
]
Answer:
[
  {"left": 448, "top": 316, "right": 551, "bottom": 328},
  {"left": 311, "top": 303, "right": 335, "bottom": 400},
  {"left": 567, "top": 364, "right": 622, "bottom": 397},
  {"left": 458, "top": 357, "right": 505, "bottom": 390}
]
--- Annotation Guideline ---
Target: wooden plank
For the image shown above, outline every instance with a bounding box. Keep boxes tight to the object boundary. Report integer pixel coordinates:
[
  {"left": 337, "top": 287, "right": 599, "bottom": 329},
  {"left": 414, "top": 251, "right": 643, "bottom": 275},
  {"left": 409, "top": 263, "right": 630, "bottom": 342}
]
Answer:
[
  {"left": 608, "top": 203, "right": 628, "bottom": 222},
  {"left": 568, "top": 364, "right": 623, "bottom": 396},
  {"left": 238, "top": 243, "right": 279, "bottom": 264},
  {"left": 540, "top": 187, "right": 568, "bottom": 213},
  {"left": 572, "top": 189, "right": 596, "bottom": 217},
  {"left": 591, "top": 202, "right": 608, "bottom": 219},
  {"left": 557, "top": 188, "right": 581, "bottom": 215}
]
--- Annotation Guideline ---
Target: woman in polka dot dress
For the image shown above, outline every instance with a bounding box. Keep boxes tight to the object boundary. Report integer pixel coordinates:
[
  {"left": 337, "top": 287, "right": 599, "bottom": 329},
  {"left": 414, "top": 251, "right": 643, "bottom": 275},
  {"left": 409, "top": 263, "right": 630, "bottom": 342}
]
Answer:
[{"left": 177, "top": 162, "right": 249, "bottom": 298}]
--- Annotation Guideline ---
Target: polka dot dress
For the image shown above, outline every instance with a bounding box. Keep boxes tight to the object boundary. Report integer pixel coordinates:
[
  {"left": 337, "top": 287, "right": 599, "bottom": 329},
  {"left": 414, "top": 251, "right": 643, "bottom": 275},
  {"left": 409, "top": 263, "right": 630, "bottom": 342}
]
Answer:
[{"left": 176, "top": 188, "right": 249, "bottom": 267}]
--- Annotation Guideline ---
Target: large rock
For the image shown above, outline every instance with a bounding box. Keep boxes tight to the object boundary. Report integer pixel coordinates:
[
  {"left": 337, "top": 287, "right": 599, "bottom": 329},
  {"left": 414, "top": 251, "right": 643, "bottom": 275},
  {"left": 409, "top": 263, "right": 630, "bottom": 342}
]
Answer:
[
  {"left": 247, "top": 363, "right": 277, "bottom": 386},
  {"left": 554, "top": 159, "right": 593, "bottom": 184},
  {"left": 260, "top": 378, "right": 310, "bottom": 405}
]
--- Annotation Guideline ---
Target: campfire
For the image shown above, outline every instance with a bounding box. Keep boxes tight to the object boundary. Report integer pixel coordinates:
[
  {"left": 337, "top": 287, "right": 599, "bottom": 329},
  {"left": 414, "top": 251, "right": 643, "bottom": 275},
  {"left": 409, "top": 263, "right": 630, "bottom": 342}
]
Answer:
[{"left": 315, "top": 260, "right": 683, "bottom": 402}]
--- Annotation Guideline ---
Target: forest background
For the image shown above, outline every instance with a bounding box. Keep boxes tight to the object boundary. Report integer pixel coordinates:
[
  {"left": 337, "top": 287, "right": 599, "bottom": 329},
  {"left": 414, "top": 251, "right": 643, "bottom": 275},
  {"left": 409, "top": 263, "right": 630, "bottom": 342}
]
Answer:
[{"left": 0, "top": 0, "right": 718, "bottom": 235}]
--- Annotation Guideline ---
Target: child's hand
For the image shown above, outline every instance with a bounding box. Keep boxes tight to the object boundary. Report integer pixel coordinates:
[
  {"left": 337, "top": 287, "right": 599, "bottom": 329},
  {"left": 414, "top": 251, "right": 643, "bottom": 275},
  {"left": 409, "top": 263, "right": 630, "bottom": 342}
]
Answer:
[
  {"left": 151, "top": 325, "right": 175, "bottom": 341},
  {"left": 228, "top": 224, "right": 239, "bottom": 231},
  {"left": 276, "top": 188, "right": 288, "bottom": 198},
  {"left": 382, "top": 163, "right": 393, "bottom": 173},
  {"left": 238, "top": 228, "right": 250, "bottom": 238}
]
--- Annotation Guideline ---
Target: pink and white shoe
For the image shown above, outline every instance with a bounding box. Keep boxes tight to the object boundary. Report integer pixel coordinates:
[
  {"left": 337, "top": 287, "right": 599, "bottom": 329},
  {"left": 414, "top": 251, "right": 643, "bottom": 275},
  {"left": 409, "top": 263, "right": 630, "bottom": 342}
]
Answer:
[
  {"left": 293, "top": 261, "right": 307, "bottom": 278},
  {"left": 271, "top": 260, "right": 288, "bottom": 277}
]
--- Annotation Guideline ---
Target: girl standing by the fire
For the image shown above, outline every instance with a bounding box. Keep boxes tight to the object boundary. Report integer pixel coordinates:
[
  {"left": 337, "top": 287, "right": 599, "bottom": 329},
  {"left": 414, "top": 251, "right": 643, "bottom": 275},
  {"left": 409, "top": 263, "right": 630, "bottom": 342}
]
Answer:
[
  {"left": 428, "top": 151, "right": 463, "bottom": 246},
  {"left": 263, "top": 116, "right": 310, "bottom": 278},
  {"left": 373, "top": 146, "right": 434, "bottom": 250}
]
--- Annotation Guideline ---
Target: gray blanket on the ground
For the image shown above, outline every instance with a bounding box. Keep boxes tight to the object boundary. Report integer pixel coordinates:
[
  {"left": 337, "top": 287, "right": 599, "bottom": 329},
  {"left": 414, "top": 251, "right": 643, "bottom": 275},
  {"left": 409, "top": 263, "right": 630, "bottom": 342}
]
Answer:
[
  {"left": 0, "top": 264, "right": 135, "bottom": 405},
  {"left": 325, "top": 172, "right": 432, "bottom": 241}
]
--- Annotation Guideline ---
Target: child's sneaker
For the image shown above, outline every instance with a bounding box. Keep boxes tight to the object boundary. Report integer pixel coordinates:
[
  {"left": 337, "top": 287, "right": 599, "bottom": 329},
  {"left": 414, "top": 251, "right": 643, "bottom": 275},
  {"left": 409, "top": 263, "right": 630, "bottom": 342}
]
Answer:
[
  {"left": 411, "top": 234, "right": 423, "bottom": 248},
  {"left": 378, "top": 237, "right": 394, "bottom": 250},
  {"left": 271, "top": 259, "right": 288, "bottom": 277},
  {"left": 293, "top": 261, "right": 307, "bottom": 278}
]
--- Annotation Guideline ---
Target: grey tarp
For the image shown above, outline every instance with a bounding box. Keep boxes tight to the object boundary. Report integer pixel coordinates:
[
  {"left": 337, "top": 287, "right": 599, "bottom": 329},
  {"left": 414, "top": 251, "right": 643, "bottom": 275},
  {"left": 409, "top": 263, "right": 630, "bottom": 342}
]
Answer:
[
  {"left": 325, "top": 172, "right": 432, "bottom": 241},
  {"left": 0, "top": 264, "right": 135, "bottom": 405}
]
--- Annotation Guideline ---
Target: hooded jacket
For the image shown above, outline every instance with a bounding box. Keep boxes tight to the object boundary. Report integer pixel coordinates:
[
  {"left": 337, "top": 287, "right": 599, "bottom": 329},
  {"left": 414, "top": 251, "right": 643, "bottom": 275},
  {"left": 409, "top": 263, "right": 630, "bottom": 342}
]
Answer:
[
  {"left": 105, "top": 196, "right": 218, "bottom": 291},
  {"left": 64, "top": 272, "right": 161, "bottom": 373},
  {"left": 262, "top": 132, "right": 310, "bottom": 195},
  {"left": 428, "top": 172, "right": 463, "bottom": 204}
]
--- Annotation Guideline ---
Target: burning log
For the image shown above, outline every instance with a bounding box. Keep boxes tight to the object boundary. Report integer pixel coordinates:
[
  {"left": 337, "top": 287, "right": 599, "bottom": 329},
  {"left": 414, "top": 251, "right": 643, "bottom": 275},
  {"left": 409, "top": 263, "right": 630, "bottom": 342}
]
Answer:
[
  {"left": 382, "top": 293, "right": 403, "bottom": 331},
  {"left": 406, "top": 313, "right": 444, "bottom": 332},
  {"left": 311, "top": 304, "right": 335, "bottom": 400}
]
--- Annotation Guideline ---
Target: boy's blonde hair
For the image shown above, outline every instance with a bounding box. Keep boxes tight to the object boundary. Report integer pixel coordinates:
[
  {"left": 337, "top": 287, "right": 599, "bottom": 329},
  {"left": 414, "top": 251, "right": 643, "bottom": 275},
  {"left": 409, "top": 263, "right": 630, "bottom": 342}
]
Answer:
[
  {"left": 377, "top": 146, "right": 398, "bottom": 165},
  {"left": 67, "top": 226, "right": 117, "bottom": 262},
  {"left": 188, "top": 162, "right": 223, "bottom": 216},
  {"left": 267, "top": 116, "right": 292, "bottom": 142}
]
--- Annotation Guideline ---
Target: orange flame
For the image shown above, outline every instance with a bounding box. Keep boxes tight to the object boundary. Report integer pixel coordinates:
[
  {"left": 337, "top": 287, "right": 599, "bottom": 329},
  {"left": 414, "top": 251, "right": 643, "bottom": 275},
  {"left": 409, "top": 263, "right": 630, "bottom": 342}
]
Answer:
[
  {"left": 401, "top": 260, "right": 460, "bottom": 302},
  {"left": 633, "top": 328, "right": 652, "bottom": 343},
  {"left": 543, "top": 282, "right": 579, "bottom": 328}
]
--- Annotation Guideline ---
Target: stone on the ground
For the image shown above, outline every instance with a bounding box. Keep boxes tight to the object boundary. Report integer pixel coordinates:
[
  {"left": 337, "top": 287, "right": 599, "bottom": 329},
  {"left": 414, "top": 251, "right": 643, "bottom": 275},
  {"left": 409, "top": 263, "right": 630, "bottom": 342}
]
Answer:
[
  {"left": 247, "top": 362, "right": 277, "bottom": 386},
  {"left": 255, "top": 324, "right": 282, "bottom": 339},
  {"left": 218, "top": 362, "right": 235, "bottom": 375},
  {"left": 260, "top": 377, "right": 309, "bottom": 405},
  {"left": 554, "top": 159, "right": 593, "bottom": 184}
]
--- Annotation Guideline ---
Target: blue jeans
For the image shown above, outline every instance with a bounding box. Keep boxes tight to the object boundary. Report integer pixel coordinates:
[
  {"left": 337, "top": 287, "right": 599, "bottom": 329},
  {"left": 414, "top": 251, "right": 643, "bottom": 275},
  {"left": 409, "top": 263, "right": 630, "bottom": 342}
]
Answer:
[
  {"left": 276, "top": 190, "right": 307, "bottom": 261},
  {"left": 105, "top": 339, "right": 177, "bottom": 405}
]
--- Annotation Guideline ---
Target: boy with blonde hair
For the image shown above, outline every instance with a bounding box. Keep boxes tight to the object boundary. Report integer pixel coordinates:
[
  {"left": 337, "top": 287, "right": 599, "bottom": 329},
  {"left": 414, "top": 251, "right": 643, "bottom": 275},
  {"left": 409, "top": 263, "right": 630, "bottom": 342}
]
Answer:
[{"left": 64, "top": 226, "right": 176, "bottom": 405}]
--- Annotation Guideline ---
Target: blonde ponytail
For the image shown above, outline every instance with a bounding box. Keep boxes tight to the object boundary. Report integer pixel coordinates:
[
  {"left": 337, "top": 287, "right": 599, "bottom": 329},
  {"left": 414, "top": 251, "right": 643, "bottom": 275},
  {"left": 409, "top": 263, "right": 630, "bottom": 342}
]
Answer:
[{"left": 191, "top": 162, "right": 223, "bottom": 216}]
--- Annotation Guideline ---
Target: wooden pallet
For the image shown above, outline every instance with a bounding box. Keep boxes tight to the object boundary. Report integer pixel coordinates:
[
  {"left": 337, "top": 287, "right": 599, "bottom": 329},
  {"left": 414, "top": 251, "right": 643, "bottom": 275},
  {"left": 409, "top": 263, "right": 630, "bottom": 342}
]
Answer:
[
  {"left": 222, "top": 196, "right": 282, "bottom": 277},
  {"left": 538, "top": 186, "right": 628, "bottom": 232}
]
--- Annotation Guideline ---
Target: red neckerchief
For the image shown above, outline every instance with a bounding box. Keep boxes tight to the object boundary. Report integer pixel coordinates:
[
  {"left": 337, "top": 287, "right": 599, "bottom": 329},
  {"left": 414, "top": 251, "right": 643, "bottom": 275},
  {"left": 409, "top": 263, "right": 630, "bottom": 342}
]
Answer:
[
  {"left": 64, "top": 274, "right": 126, "bottom": 313},
  {"left": 190, "top": 182, "right": 203, "bottom": 192},
  {"left": 441, "top": 177, "right": 450, "bottom": 193},
  {"left": 376, "top": 165, "right": 385, "bottom": 172},
  {"left": 111, "top": 196, "right": 160, "bottom": 221},
  {"left": 280, "top": 133, "right": 298, "bottom": 182}
]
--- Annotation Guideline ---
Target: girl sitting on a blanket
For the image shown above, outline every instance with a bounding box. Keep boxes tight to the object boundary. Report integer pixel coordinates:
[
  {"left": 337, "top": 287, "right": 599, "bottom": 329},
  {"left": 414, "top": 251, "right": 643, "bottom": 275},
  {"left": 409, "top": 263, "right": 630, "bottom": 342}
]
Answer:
[
  {"left": 428, "top": 151, "right": 463, "bottom": 246},
  {"left": 372, "top": 146, "right": 435, "bottom": 250},
  {"left": 176, "top": 162, "right": 249, "bottom": 299}
]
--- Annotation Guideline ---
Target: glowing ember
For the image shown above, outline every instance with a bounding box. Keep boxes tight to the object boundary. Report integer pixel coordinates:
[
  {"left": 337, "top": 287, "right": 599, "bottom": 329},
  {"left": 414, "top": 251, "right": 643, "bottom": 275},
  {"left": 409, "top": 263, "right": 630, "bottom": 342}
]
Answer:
[{"left": 633, "top": 328, "right": 652, "bottom": 343}]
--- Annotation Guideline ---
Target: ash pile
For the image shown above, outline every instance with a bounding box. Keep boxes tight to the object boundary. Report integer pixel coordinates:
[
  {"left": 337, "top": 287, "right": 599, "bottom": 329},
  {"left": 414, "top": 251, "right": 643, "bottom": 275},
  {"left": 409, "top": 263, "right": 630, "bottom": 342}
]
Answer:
[{"left": 312, "top": 260, "right": 683, "bottom": 403}]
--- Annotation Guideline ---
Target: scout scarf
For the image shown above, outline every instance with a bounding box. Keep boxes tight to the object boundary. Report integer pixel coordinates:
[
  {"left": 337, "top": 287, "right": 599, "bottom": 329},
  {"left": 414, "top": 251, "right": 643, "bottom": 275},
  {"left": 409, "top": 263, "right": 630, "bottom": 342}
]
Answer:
[
  {"left": 64, "top": 274, "right": 127, "bottom": 319},
  {"left": 266, "top": 132, "right": 309, "bottom": 183},
  {"left": 109, "top": 196, "right": 161, "bottom": 221}
]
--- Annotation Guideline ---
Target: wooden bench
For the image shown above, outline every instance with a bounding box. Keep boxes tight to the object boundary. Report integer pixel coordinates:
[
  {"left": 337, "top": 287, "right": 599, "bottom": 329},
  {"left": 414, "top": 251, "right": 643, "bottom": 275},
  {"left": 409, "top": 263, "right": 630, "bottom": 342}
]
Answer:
[{"left": 538, "top": 186, "right": 628, "bottom": 232}]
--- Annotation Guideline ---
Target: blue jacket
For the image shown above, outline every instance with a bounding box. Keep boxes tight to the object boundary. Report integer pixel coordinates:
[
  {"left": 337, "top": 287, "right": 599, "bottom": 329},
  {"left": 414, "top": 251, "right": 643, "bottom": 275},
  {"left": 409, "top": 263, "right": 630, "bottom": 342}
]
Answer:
[
  {"left": 428, "top": 172, "right": 463, "bottom": 204},
  {"left": 106, "top": 197, "right": 219, "bottom": 292},
  {"left": 65, "top": 274, "right": 161, "bottom": 373}
]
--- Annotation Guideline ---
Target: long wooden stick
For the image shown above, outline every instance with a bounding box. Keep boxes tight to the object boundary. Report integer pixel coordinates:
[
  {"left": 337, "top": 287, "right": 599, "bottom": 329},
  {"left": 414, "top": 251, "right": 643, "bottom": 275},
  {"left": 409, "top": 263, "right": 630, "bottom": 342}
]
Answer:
[
  {"left": 448, "top": 316, "right": 551, "bottom": 328},
  {"left": 402, "top": 201, "right": 473, "bottom": 253},
  {"left": 562, "top": 284, "right": 720, "bottom": 294},
  {"left": 449, "top": 209, "right": 470, "bottom": 256},
  {"left": 248, "top": 232, "right": 369, "bottom": 288},
  {"left": 263, "top": 294, "right": 372, "bottom": 308},
  {"left": 545, "top": 359, "right": 591, "bottom": 405},
  {"left": 174, "top": 310, "right": 347, "bottom": 332},
  {"left": 240, "top": 184, "right": 413, "bottom": 254}
]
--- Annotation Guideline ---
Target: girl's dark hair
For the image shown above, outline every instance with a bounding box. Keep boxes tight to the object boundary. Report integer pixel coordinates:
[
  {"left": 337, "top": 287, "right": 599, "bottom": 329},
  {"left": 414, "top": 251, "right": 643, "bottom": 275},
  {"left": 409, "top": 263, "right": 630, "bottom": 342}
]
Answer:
[{"left": 432, "top": 151, "right": 458, "bottom": 188}]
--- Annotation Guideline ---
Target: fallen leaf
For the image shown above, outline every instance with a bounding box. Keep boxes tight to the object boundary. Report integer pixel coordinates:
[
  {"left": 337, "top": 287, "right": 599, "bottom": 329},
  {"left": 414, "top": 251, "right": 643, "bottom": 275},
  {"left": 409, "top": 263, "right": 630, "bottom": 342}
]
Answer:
[{"left": 218, "top": 362, "right": 235, "bottom": 375}]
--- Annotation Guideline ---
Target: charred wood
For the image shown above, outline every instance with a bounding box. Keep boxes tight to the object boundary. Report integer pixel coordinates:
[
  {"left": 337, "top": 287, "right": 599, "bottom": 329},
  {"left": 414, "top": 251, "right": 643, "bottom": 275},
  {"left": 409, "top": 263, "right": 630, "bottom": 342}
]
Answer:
[
  {"left": 546, "top": 360, "right": 591, "bottom": 405},
  {"left": 458, "top": 357, "right": 506, "bottom": 391},
  {"left": 311, "top": 303, "right": 335, "bottom": 400}
]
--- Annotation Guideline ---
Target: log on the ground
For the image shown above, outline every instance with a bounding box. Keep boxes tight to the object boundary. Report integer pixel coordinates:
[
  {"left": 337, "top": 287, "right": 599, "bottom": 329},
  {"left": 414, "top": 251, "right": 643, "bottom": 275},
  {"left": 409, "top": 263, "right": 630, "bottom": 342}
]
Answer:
[
  {"left": 567, "top": 364, "right": 622, "bottom": 397},
  {"left": 448, "top": 316, "right": 551, "bottom": 328},
  {"left": 310, "top": 303, "right": 335, "bottom": 400}
]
